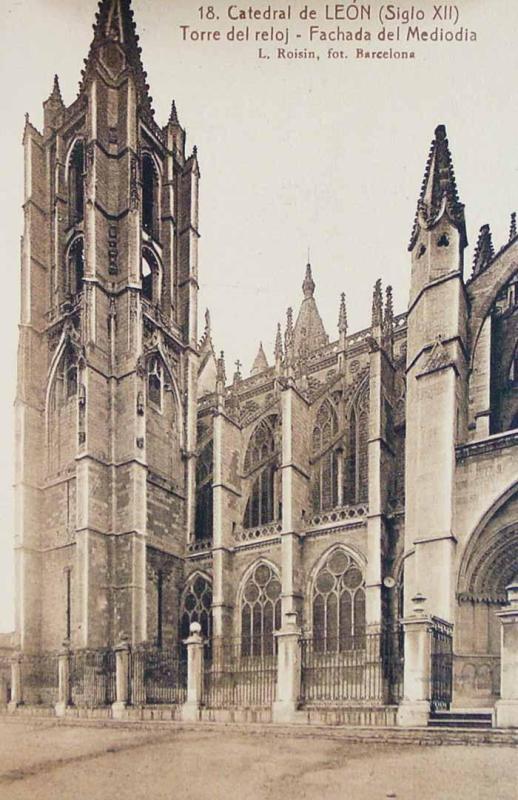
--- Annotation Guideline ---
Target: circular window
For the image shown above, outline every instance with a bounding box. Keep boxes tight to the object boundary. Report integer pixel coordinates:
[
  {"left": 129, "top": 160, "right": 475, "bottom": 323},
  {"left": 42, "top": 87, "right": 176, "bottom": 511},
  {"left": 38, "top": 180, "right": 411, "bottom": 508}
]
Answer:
[
  {"left": 316, "top": 571, "right": 335, "bottom": 594},
  {"left": 255, "top": 564, "right": 271, "bottom": 586},
  {"left": 328, "top": 551, "right": 349, "bottom": 575}
]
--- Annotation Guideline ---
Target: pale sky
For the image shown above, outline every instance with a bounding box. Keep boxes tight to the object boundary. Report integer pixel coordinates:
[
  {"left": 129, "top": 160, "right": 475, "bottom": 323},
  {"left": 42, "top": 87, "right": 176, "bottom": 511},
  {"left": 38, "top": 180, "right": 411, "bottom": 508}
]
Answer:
[{"left": 1, "top": 0, "right": 517, "bottom": 631}]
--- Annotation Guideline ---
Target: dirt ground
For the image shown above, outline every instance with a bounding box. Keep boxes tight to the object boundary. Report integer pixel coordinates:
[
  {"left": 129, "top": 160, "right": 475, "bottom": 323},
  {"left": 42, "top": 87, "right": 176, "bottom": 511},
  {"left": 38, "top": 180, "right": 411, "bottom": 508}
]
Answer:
[{"left": 0, "top": 718, "right": 516, "bottom": 800}]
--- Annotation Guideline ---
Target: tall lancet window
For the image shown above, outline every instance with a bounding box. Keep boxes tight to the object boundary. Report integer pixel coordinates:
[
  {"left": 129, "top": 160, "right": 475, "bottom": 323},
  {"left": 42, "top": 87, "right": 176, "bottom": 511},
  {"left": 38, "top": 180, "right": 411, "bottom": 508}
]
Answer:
[
  {"left": 195, "top": 440, "right": 213, "bottom": 541},
  {"left": 243, "top": 416, "right": 278, "bottom": 529},
  {"left": 68, "top": 140, "right": 85, "bottom": 226},
  {"left": 312, "top": 549, "right": 366, "bottom": 653},
  {"left": 344, "top": 386, "right": 369, "bottom": 504},
  {"left": 147, "top": 356, "right": 163, "bottom": 410},
  {"left": 180, "top": 574, "right": 212, "bottom": 641},
  {"left": 142, "top": 153, "right": 159, "bottom": 239},
  {"left": 240, "top": 563, "right": 281, "bottom": 656},
  {"left": 311, "top": 399, "right": 339, "bottom": 512},
  {"left": 68, "top": 237, "right": 84, "bottom": 297}
]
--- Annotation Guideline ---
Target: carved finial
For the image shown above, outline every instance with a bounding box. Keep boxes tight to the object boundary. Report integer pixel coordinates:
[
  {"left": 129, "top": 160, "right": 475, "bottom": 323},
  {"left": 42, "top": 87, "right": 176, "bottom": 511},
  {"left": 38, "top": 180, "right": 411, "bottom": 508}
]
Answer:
[
  {"left": 169, "top": 99, "right": 180, "bottom": 125},
  {"left": 382, "top": 286, "right": 394, "bottom": 357},
  {"left": 472, "top": 224, "right": 494, "bottom": 277},
  {"left": 233, "top": 358, "right": 242, "bottom": 383},
  {"left": 384, "top": 285, "right": 393, "bottom": 327},
  {"left": 509, "top": 212, "right": 517, "bottom": 242},
  {"left": 302, "top": 262, "right": 315, "bottom": 299},
  {"left": 216, "top": 350, "right": 226, "bottom": 391},
  {"left": 204, "top": 308, "right": 210, "bottom": 334},
  {"left": 371, "top": 279, "right": 383, "bottom": 328},
  {"left": 338, "top": 292, "right": 347, "bottom": 335},
  {"left": 192, "top": 145, "right": 198, "bottom": 159}
]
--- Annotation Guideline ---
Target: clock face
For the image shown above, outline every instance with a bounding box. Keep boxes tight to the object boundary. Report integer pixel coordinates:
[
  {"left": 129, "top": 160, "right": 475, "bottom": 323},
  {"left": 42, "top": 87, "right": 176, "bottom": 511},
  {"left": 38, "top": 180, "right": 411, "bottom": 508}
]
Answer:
[{"left": 383, "top": 576, "right": 396, "bottom": 589}]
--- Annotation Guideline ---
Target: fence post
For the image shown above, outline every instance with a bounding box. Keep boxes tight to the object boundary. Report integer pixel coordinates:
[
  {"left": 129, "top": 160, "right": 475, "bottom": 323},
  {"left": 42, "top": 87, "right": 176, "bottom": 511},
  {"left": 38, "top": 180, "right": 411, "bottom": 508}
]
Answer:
[
  {"left": 112, "top": 634, "right": 130, "bottom": 720},
  {"left": 55, "top": 640, "right": 71, "bottom": 717},
  {"left": 272, "top": 611, "right": 301, "bottom": 723},
  {"left": 8, "top": 653, "right": 22, "bottom": 713},
  {"left": 495, "top": 581, "right": 518, "bottom": 728},
  {"left": 182, "top": 622, "right": 204, "bottom": 721},
  {"left": 397, "top": 593, "right": 433, "bottom": 727}
]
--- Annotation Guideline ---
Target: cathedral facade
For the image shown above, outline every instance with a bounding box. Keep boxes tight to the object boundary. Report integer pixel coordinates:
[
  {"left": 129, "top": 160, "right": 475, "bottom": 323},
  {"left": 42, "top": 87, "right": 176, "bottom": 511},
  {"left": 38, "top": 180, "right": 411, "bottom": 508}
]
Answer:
[{"left": 13, "top": 0, "right": 518, "bottom": 721}]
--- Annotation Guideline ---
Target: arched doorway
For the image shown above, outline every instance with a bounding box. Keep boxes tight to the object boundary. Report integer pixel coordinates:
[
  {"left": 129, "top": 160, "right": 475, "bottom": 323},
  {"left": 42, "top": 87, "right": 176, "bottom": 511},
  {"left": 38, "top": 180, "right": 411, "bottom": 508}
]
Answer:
[{"left": 455, "top": 488, "right": 518, "bottom": 707}]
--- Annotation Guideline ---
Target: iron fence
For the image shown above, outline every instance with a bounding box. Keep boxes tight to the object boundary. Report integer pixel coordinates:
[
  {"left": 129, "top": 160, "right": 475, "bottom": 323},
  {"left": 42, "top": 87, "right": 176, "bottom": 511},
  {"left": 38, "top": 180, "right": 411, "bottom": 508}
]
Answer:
[
  {"left": 430, "top": 619, "right": 453, "bottom": 711},
  {"left": 70, "top": 649, "right": 116, "bottom": 708},
  {"left": 203, "top": 637, "right": 277, "bottom": 708},
  {"left": 300, "top": 629, "right": 403, "bottom": 704},
  {"left": 20, "top": 653, "right": 59, "bottom": 706},
  {"left": 130, "top": 644, "right": 187, "bottom": 705}
]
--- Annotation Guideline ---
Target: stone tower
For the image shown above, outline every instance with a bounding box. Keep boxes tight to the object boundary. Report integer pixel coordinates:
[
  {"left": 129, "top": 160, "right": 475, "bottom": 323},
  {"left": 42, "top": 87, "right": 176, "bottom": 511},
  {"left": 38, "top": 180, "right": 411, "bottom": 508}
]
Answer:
[
  {"left": 15, "top": 0, "right": 199, "bottom": 652},
  {"left": 404, "top": 124, "right": 468, "bottom": 622}
]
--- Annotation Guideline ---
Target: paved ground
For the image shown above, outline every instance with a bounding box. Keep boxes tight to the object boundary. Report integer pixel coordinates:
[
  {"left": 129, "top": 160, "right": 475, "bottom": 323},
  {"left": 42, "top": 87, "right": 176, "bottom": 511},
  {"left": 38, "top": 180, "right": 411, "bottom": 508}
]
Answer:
[{"left": 0, "top": 718, "right": 516, "bottom": 800}]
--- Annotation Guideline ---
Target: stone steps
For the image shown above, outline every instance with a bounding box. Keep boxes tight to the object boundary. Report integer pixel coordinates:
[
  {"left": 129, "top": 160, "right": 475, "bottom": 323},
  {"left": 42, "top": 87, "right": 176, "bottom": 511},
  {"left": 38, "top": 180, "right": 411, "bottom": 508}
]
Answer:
[{"left": 428, "top": 710, "right": 493, "bottom": 729}]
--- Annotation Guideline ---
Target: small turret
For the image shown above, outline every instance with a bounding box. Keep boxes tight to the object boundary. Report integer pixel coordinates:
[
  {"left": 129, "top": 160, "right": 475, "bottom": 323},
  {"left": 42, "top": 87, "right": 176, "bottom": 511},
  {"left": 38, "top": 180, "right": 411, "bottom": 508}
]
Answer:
[
  {"left": 43, "top": 75, "right": 64, "bottom": 135},
  {"left": 216, "top": 351, "right": 226, "bottom": 397},
  {"left": 165, "top": 99, "right": 186, "bottom": 159},
  {"left": 293, "top": 262, "right": 328, "bottom": 357},
  {"left": 371, "top": 278, "right": 383, "bottom": 329}
]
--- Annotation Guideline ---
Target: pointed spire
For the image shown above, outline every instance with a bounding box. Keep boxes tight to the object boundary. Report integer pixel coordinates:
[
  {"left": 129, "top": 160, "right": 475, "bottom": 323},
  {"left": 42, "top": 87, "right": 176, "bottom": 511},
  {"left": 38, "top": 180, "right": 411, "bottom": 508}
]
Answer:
[
  {"left": 371, "top": 279, "right": 383, "bottom": 328},
  {"left": 169, "top": 99, "right": 180, "bottom": 126},
  {"left": 50, "top": 74, "right": 64, "bottom": 105},
  {"left": 302, "top": 262, "right": 315, "bottom": 298},
  {"left": 409, "top": 124, "right": 466, "bottom": 251},
  {"left": 285, "top": 307, "right": 294, "bottom": 351},
  {"left": 250, "top": 343, "right": 269, "bottom": 376},
  {"left": 81, "top": 0, "right": 153, "bottom": 114},
  {"left": 216, "top": 350, "right": 226, "bottom": 394},
  {"left": 382, "top": 286, "right": 394, "bottom": 358},
  {"left": 338, "top": 292, "right": 348, "bottom": 335},
  {"left": 509, "top": 212, "right": 517, "bottom": 243},
  {"left": 274, "top": 323, "right": 283, "bottom": 362},
  {"left": 199, "top": 308, "right": 213, "bottom": 352},
  {"left": 472, "top": 224, "right": 495, "bottom": 277}
]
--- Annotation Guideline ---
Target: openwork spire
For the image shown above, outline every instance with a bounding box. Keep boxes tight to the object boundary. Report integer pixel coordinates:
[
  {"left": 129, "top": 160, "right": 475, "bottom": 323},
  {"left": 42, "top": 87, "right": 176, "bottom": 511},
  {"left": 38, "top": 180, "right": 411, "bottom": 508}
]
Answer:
[
  {"left": 80, "top": 0, "right": 153, "bottom": 114},
  {"left": 509, "top": 212, "right": 517, "bottom": 242},
  {"left": 338, "top": 292, "right": 348, "bottom": 335},
  {"left": 49, "top": 74, "right": 64, "bottom": 105},
  {"left": 371, "top": 279, "right": 383, "bottom": 328},
  {"left": 409, "top": 124, "right": 466, "bottom": 251},
  {"left": 472, "top": 224, "right": 495, "bottom": 277}
]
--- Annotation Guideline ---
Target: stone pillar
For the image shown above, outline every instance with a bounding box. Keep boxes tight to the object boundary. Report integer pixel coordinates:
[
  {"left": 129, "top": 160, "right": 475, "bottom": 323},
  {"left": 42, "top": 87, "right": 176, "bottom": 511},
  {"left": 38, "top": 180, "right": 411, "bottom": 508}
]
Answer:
[
  {"left": 272, "top": 611, "right": 301, "bottom": 723},
  {"left": 397, "top": 593, "right": 432, "bottom": 727},
  {"left": 8, "top": 654, "right": 22, "bottom": 713},
  {"left": 495, "top": 581, "right": 518, "bottom": 728},
  {"left": 112, "top": 637, "right": 130, "bottom": 719},
  {"left": 182, "top": 622, "right": 204, "bottom": 721},
  {"left": 55, "top": 641, "right": 71, "bottom": 717}
]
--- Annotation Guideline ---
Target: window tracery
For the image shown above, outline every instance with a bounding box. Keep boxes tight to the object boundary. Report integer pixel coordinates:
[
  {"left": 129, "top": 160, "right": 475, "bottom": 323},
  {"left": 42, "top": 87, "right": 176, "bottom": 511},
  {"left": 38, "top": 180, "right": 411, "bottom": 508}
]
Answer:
[
  {"left": 312, "top": 549, "right": 366, "bottom": 652},
  {"left": 240, "top": 562, "right": 281, "bottom": 656},
  {"left": 243, "top": 417, "right": 278, "bottom": 529},
  {"left": 311, "top": 399, "right": 339, "bottom": 512},
  {"left": 142, "top": 153, "right": 159, "bottom": 240},
  {"left": 180, "top": 574, "right": 212, "bottom": 641},
  {"left": 68, "top": 140, "right": 84, "bottom": 226}
]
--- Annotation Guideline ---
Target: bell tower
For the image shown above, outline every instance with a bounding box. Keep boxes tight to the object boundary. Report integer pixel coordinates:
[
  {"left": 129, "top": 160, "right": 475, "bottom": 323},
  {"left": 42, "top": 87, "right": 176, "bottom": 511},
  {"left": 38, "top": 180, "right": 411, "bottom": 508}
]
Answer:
[
  {"left": 404, "top": 124, "right": 468, "bottom": 622},
  {"left": 15, "top": 0, "right": 199, "bottom": 651}
]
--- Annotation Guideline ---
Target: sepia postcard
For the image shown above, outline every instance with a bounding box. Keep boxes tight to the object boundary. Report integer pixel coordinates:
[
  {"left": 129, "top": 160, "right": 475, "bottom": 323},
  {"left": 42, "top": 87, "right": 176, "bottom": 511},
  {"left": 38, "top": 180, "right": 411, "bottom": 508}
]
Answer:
[{"left": 0, "top": 1, "right": 516, "bottom": 798}]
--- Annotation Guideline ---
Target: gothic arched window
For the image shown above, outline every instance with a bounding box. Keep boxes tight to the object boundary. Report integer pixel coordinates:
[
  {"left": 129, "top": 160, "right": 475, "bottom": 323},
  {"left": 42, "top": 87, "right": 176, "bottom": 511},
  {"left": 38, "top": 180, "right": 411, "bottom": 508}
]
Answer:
[
  {"left": 180, "top": 574, "right": 212, "bottom": 641},
  {"left": 142, "top": 153, "right": 159, "bottom": 239},
  {"left": 240, "top": 562, "right": 281, "bottom": 656},
  {"left": 344, "top": 388, "right": 369, "bottom": 504},
  {"left": 147, "top": 357, "right": 163, "bottom": 410},
  {"left": 195, "top": 440, "right": 213, "bottom": 541},
  {"left": 312, "top": 549, "right": 366, "bottom": 652},
  {"left": 141, "top": 249, "right": 161, "bottom": 304},
  {"left": 68, "top": 237, "right": 84, "bottom": 297},
  {"left": 243, "top": 417, "right": 278, "bottom": 529},
  {"left": 68, "top": 140, "right": 84, "bottom": 226},
  {"left": 311, "top": 400, "right": 339, "bottom": 512}
]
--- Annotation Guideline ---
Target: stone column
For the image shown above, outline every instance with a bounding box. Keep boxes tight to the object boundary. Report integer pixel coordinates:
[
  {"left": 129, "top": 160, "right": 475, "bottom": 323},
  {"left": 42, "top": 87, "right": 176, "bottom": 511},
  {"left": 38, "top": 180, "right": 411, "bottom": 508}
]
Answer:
[
  {"left": 112, "top": 637, "right": 130, "bottom": 719},
  {"left": 55, "top": 640, "right": 71, "bottom": 717},
  {"left": 182, "top": 622, "right": 204, "bottom": 721},
  {"left": 8, "top": 654, "right": 22, "bottom": 713},
  {"left": 397, "top": 593, "right": 432, "bottom": 727},
  {"left": 272, "top": 611, "right": 302, "bottom": 723},
  {"left": 495, "top": 581, "right": 518, "bottom": 728}
]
